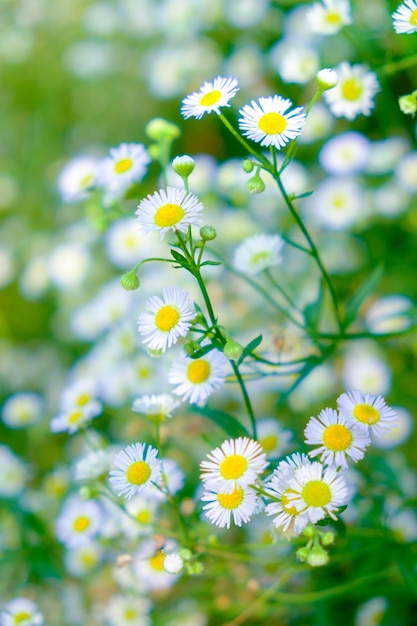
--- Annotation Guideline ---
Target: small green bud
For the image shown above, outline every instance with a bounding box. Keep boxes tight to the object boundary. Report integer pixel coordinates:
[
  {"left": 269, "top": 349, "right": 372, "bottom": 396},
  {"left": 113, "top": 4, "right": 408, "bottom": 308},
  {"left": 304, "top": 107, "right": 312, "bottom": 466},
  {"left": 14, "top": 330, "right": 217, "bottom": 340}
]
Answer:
[
  {"left": 242, "top": 158, "right": 255, "bottom": 173},
  {"left": 148, "top": 144, "right": 161, "bottom": 160},
  {"left": 145, "top": 118, "right": 181, "bottom": 141},
  {"left": 178, "top": 548, "right": 193, "bottom": 561},
  {"left": 306, "top": 545, "right": 329, "bottom": 567},
  {"left": 303, "top": 524, "right": 315, "bottom": 539},
  {"left": 79, "top": 486, "right": 93, "bottom": 500},
  {"left": 200, "top": 225, "right": 217, "bottom": 241},
  {"left": 184, "top": 341, "right": 197, "bottom": 356},
  {"left": 246, "top": 173, "right": 265, "bottom": 194},
  {"left": 316, "top": 68, "right": 338, "bottom": 91},
  {"left": 186, "top": 561, "right": 204, "bottom": 576},
  {"left": 223, "top": 338, "right": 244, "bottom": 361},
  {"left": 120, "top": 270, "right": 140, "bottom": 291},
  {"left": 399, "top": 91, "right": 417, "bottom": 116},
  {"left": 146, "top": 347, "right": 164, "bottom": 359},
  {"left": 173, "top": 155, "right": 195, "bottom": 177},
  {"left": 321, "top": 531, "right": 335, "bottom": 546},
  {"left": 296, "top": 546, "right": 310, "bottom": 562}
]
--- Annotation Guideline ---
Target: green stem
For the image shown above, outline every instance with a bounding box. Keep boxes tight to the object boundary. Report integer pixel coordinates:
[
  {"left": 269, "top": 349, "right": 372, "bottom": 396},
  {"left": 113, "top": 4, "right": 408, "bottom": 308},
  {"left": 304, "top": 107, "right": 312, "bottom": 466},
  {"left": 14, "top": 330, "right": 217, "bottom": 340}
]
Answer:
[
  {"left": 218, "top": 113, "right": 273, "bottom": 173},
  {"left": 265, "top": 269, "right": 301, "bottom": 312},
  {"left": 378, "top": 51, "right": 417, "bottom": 76},
  {"left": 231, "top": 360, "right": 257, "bottom": 439}
]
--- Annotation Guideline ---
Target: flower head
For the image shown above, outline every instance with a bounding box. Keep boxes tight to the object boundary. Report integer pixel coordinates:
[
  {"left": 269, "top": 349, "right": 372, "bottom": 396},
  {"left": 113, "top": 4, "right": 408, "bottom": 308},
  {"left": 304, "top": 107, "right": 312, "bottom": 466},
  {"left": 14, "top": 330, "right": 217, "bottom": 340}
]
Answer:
[
  {"left": 56, "top": 496, "right": 103, "bottom": 548},
  {"left": 337, "top": 390, "right": 398, "bottom": 437},
  {"left": 136, "top": 186, "right": 203, "bottom": 239},
  {"left": 392, "top": 1, "right": 417, "bottom": 34},
  {"left": 238, "top": 96, "right": 306, "bottom": 149},
  {"left": 109, "top": 443, "right": 161, "bottom": 500},
  {"left": 307, "top": 0, "right": 352, "bottom": 35},
  {"left": 132, "top": 394, "right": 181, "bottom": 423},
  {"left": 98, "top": 142, "right": 150, "bottom": 193},
  {"left": 1, "top": 392, "right": 43, "bottom": 429},
  {"left": 168, "top": 349, "right": 228, "bottom": 407},
  {"left": 233, "top": 233, "right": 284, "bottom": 275},
  {"left": 138, "top": 286, "right": 195, "bottom": 353},
  {"left": 0, "top": 598, "right": 44, "bottom": 626},
  {"left": 201, "top": 485, "right": 258, "bottom": 529},
  {"left": 181, "top": 76, "right": 239, "bottom": 119},
  {"left": 323, "top": 62, "right": 380, "bottom": 120}
]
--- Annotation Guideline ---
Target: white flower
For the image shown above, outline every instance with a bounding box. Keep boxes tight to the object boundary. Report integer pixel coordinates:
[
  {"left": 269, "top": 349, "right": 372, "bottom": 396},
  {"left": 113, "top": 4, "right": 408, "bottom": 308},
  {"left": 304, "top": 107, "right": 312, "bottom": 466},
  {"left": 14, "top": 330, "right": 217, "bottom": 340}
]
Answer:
[
  {"left": 59, "top": 379, "right": 101, "bottom": 415},
  {"left": 304, "top": 176, "right": 363, "bottom": 231},
  {"left": 355, "top": 597, "right": 388, "bottom": 626},
  {"left": 0, "top": 598, "right": 44, "bottom": 626},
  {"left": 232, "top": 233, "right": 284, "bottom": 275},
  {"left": 316, "top": 68, "right": 339, "bottom": 90},
  {"left": 257, "top": 418, "right": 294, "bottom": 459},
  {"left": 365, "top": 295, "right": 414, "bottom": 334},
  {"left": 50, "top": 404, "right": 101, "bottom": 434},
  {"left": 57, "top": 155, "right": 99, "bottom": 203},
  {"left": 98, "top": 142, "right": 150, "bottom": 193},
  {"left": 109, "top": 443, "right": 161, "bottom": 500},
  {"left": 307, "top": 0, "right": 352, "bottom": 35},
  {"left": 133, "top": 539, "right": 180, "bottom": 591},
  {"left": 200, "top": 437, "right": 268, "bottom": 493},
  {"left": 163, "top": 553, "right": 184, "bottom": 574},
  {"left": 270, "top": 39, "right": 319, "bottom": 85},
  {"left": 72, "top": 449, "right": 113, "bottom": 483},
  {"left": 1, "top": 392, "right": 43, "bottom": 429},
  {"left": 136, "top": 186, "right": 203, "bottom": 238},
  {"left": 181, "top": 76, "right": 239, "bottom": 119},
  {"left": 106, "top": 594, "right": 152, "bottom": 626},
  {"left": 105, "top": 217, "right": 155, "bottom": 269},
  {"left": 319, "top": 132, "right": 371, "bottom": 175},
  {"left": 337, "top": 390, "right": 398, "bottom": 437},
  {"left": 138, "top": 286, "right": 195, "bottom": 352},
  {"left": 238, "top": 96, "right": 306, "bottom": 149},
  {"left": 56, "top": 496, "right": 103, "bottom": 548},
  {"left": 168, "top": 349, "right": 228, "bottom": 407},
  {"left": 372, "top": 407, "right": 413, "bottom": 449},
  {"left": 151, "top": 458, "right": 185, "bottom": 502},
  {"left": 201, "top": 485, "right": 258, "bottom": 529},
  {"left": 64, "top": 543, "right": 103, "bottom": 578},
  {"left": 132, "top": 394, "right": 181, "bottom": 422},
  {"left": 392, "top": 1, "right": 417, "bottom": 34},
  {"left": 304, "top": 408, "right": 371, "bottom": 468},
  {"left": 121, "top": 496, "right": 158, "bottom": 538},
  {"left": 324, "top": 62, "right": 380, "bottom": 120},
  {"left": 0, "top": 445, "right": 27, "bottom": 498}
]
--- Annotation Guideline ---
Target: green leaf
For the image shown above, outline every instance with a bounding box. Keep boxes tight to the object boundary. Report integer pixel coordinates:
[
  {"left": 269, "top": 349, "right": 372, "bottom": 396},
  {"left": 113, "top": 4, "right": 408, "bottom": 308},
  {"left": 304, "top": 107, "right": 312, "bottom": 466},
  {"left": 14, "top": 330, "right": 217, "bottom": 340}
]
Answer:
[
  {"left": 194, "top": 406, "right": 250, "bottom": 438},
  {"left": 343, "top": 265, "right": 384, "bottom": 330},
  {"left": 293, "top": 190, "right": 314, "bottom": 200},
  {"left": 303, "top": 282, "right": 324, "bottom": 330},
  {"left": 237, "top": 334, "right": 263, "bottom": 365},
  {"left": 199, "top": 260, "right": 222, "bottom": 267},
  {"left": 170, "top": 249, "right": 188, "bottom": 265}
]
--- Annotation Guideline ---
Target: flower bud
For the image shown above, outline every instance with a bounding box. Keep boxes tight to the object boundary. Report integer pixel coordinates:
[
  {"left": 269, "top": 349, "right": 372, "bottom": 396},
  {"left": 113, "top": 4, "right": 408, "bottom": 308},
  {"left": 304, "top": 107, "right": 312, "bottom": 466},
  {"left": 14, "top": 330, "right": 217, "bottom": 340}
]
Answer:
[
  {"left": 145, "top": 118, "right": 181, "bottom": 141},
  {"left": 173, "top": 155, "right": 195, "bottom": 177},
  {"left": 303, "top": 524, "right": 315, "bottom": 539},
  {"left": 163, "top": 553, "right": 184, "bottom": 574},
  {"left": 79, "top": 486, "right": 93, "bottom": 500},
  {"left": 316, "top": 68, "right": 338, "bottom": 91},
  {"left": 178, "top": 548, "right": 193, "bottom": 561},
  {"left": 223, "top": 338, "right": 244, "bottom": 361},
  {"left": 296, "top": 546, "right": 310, "bottom": 562},
  {"left": 242, "top": 158, "right": 255, "bottom": 173},
  {"left": 306, "top": 545, "right": 329, "bottom": 567},
  {"left": 186, "top": 561, "right": 204, "bottom": 576},
  {"left": 146, "top": 347, "right": 164, "bottom": 358},
  {"left": 399, "top": 91, "right": 417, "bottom": 116},
  {"left": 200, "top": 225, "right": 217, "bottom": 241},
  {"left": 120, "top": 270, "right": 140, "bottom": 291},
  {"left": 148, "top": 144, "right": 161, "bottom": 160},
  {"left": 321, "top": 531, "right": 335, "bottom": 546},
  {"left": 246, "top": 173, "right": 265, "bottom": 194}
]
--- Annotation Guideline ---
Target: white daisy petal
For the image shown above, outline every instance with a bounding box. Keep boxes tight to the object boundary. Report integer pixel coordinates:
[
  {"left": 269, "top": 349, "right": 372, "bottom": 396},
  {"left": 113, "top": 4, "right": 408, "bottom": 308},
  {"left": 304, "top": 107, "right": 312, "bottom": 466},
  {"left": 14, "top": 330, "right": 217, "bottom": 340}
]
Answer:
[
  {"left": 181, "top": 76, "right": 239, "bottom": 120},
  {"left": 1, "top": 598, "right": 44, "bottom": 626},
  {"left": 392, "top": 1, "right": 417, "bottom": 34},
  {"left": 337, "top": 390, "right": 398, "bottom": 438},
  {"left": 136, "top": 186, "right": 203, "bottom": 239},
  {"left": 201, "top": 485, "right": 258, "bottom": 529},
  {"left": 323, "top": 62, "right": 380, "bottom": 120},
  {"left": 168, "top": 349, "right": 228, "bottom": 407},
  {"left": 109, "top": 443, "right": 162, "bottom": 500},
  {"left": 98, "top": 142, "right": 150, "bottom": 193},
  {"left": 233, "top": 233, "right": 284, "bottom": 275}
]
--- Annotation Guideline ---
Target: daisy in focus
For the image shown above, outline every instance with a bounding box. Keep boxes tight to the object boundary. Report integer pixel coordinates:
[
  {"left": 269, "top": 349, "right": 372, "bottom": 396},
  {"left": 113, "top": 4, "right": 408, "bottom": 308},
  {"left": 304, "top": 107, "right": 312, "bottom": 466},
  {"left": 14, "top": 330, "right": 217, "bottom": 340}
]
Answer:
[
  {"left": 200, "top": 437, "right": 268, "bottom": 493},
  {"left": 138, "top": 286, "right": 195, "bottom": 352},
  {"left": 136, "top": 186, "right": 203, "bottom": 238},
  {"left": 0, "top": 598, "right": 44, "bottom": 626},
  {"left": 337, "top": 390, "right": 398, "bottom": 438},
  {"left": 181, "top": 76, "right": 239, "bottom": 119},
  {"left": 238, "top": 96, "right": 306, "bottom": 149},
  {"left": 55, "top": 496, "right": 103, "bottom": 548},
  {"left": 98, "top": 142, "right": 150, "bottom": 193},
  {"left": 306, "top": 0, "right": 352, "bottom": 35},
  {"left": 392, "top": 1, "right": 417, "bottom": 34},
  {"left": 232, "top": 233, "right": 284, "bottom": 275},
  {"left": 304, "top": 408, "right": 371, "bottom": 469},
  {"left": 109, "top": 443, "right": 161, "bottom": 500},
  {"left": 323, "top": 62, "right": 380, "bottom": 120},
  {"left": 132, "top": 393, "right": 181, "bottom": 423},
  {"left": 201, "top": 485, "right": 258, "bottom": 529},
  {"left": 168, "top": 349, "right": 229, "bottom": 406}
]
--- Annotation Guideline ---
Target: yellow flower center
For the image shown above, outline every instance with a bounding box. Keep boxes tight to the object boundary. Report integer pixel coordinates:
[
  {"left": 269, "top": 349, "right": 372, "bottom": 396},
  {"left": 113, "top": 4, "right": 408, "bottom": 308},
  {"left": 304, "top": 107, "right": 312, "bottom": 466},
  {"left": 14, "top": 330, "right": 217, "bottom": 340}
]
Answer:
[
  {"left": 219, "top": 454, "right": 248, "bottom": 480},
  {"left": 200, "top": 89, "right": 222, "bottom": 107},
  {"left": 68, "top": 410, "right": 83, "bottom": 424},
  {"left": 126, "top": 461, "right": 151, "bottom": 485},
  {"left": 124, "top": 609, "right": 137, "bottom": 620},
  {"left": 302, "top": 480, "right": 332, "bottom": 507},
  {"left": 187, "top": 359, "right": 211, "bottom": 383},
  {"left": 79, "top": 173, "right": 94, "bottom": 189},
  {"left": 332, "top": 194, "right": 345, "bottom": 209},
  {"left": 250, "top": 251, "right": 270, "bottom": 264},
  {"left": 282, "top": 488, "right": 299, "bottom": 516},
  {"left": 258, "top": 112, "right": 287, "bottom": 135},
  {"left": 81, "top": 552, "right": 97, "bottom": 567},
  {"left": 155, "top": 304, "right": 180, "bottom": 332},
  {"left": 73, "top": 515, "right": 91, "bottom": 533},
  {"left": 149, "top": 551, "right": 165, "bottom": 571},
  {"left": 136, "top": 510, "right": 151, "bottom": 524},
  {"left": 323, "top": 424, "right": 353, "bottom": 451},
  {"left": 114, "top": 158, "right": 133, "bottom": 173},
  {"left": 341, "top": 78, "right": 363, "bottom": 101},
  {"left": 77, "top": 393, "right": 91, "bottom": 407},
  {"left": 260, "top": 434, "right": 278, "bottom": 453},
  {"left": 124, "top": 234, "right": 137, "bottom": 248},
  {"left": 154, "top": 203, "right": 185, "bottom": 228},
  {"left": 217, "top": 487, "right": 244, "bottom": 509},
  {"left": 325, "top": 11, "right": 342, "bottom": 24},
  {"left": 411, "top": 9, "right": 417, "bottom": 25},
  {"left": 353, "top": 403, "right": 380, "bottom": 425},
  {"left": 14, "top": 613, "right": 31, "bottom": 624}
]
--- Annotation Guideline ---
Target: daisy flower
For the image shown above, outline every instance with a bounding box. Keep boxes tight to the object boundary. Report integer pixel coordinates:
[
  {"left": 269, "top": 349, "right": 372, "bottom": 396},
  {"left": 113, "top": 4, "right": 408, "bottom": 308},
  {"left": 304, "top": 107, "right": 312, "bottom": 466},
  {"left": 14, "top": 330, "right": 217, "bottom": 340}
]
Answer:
[
  {"left": 257, "top": 418, "right": 293, "bottom": 459},
  {"left": 57, "top": 155, "right": 99, "bottom": 203},
  {"left": 65, "top": 543, "right": 103, "bottom": 578},
  {"left": 0, "top": 598, "right": 44, "bottom": 626},
  {"left": 232, "top": 233, "right": 284, "bottom": 275},
  {"left": 337, "top": 390, "right": 398, "bottom": 437},
  {"left": 136, "top": 186, "right": 203, "bottom": 239},
  {"left": 168, "top": 349, "right": 229, "bottom": 407},
  {"left": 200, "top": 437, "right": 268, "bottom": 493},
  {"left": 98, "top": 142, "right": 150, "bottom": 193},
  {"left": 72, "top": 449, "right": 113, "bottom": 483},
  {"left": 1, "top": 392, "right": 44, "bottom": 429},
  {"left": 285, "top": 461, "right": 349, "bottom": 523},
  {"left": 304, "top": 408, "right": 371, "bottom": 468},
  {"left": 306, "top": 0, "right": 352, "bottom": 35},
  {"left": 50, "top": 404, "right": 101, "bottom": 434},
  {"left": 109, "top": 443, "right": 161, "bottom": 500},
  {"left": 323, "top": 62, "right": 380, "bottom": 120},
  {"left": 264, "top": 453, "right": 311, "bottom": 534},
  {"left": 392, "top": 1, "right": 417, "bottom": 34},
  {"left": 132, "top": 538, "right": 180, "bottom": 591},
  {"left": 201, "top": 485, "right": 258, "bottom": 529},
  {"left": 59, "top": 379, "right": 102, "bottom": 416},
  {"left": 106, "top": 594, "right": 152, "bottom": 626},
  {"left": 55, "top": 496, "right": 103, "bottom": 548},
  {"left": 132, "top": 393, "right": 181, "bottom": 423},
  {"left": 138, "top": 286, "right": 195, "bottom": 353},
  {"left": 181, "top": 76, "right": 239, "bottom": 119},
  {"left": 238, "top": 96, "right": 306, "bottom": 149}
]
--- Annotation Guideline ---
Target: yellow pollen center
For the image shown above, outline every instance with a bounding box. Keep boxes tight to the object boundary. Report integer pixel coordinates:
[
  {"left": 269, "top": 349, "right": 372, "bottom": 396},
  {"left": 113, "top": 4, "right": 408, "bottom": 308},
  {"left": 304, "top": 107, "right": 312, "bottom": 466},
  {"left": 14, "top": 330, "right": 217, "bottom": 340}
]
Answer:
[
  {"left": 136, "top": 510, "right": 151, "bottom": 524},
  {"left": 332, "top": 194, "right": 345, "bottom": 209},
  {"left": 200, "top": 89, "right": 222, "bottom": 107},
  {"left": 149, "top": 551, "right": 165, "bottom": 571},
  {"left": 260, "top": 434, "right": 278, "bottom": 453},
  {"left": 323, "top": 424, "right": 353, "bottom": 451},
  {"left": 14, "top": 613, "right": 31, "bottom": 624},
  {"left": 79, "top": 173, "right": 94, "bottom": 189},
  {"left": 126, "top": 461, "right": 151, "bottom": 485},
  {"left": 302, "top": 480, "right": 332, "bottom": 507},
  {"left": 125, "top": 609, "right": 136, "bottom": 620},
  {"left": 77, "top": 393, "right": 91, "bottom": 407},
  {"left": 219, "top": 454, "right": 248, "bottom": 480},
  {"left": 124, "top": 235, "right": 137, "bottom": 248},
  {"left": 341, "top": 78, "right": 363, "bottom": 101},
  {"left": 154, "top": 203, "right": 185, "bottom": 228},
  {"left": 282, "top": 488, "right": 299, "bottom": 516},
  {"left": 68, "top": 410, "right": 83, "bottom": 424},
  {"left": 187, "top": 359, "right": 211, "bottom": 384},
  {"left": 114, "top": 158, "right": 133, "bottom": 173},
  {"left": 258, "top": 112, "right": 287, "bottom": 135},
  {"left": 155, "top": 304, "right": 180, "bottom": 332},
  {"left": 73, "top": 515, "right": 91, "bottom": 533},
  {"left": 325, "top": 11, "right": 342, "bottom": 24},
  {"left": 353, "top": 403, "right": 380, "bottom": 425},
  {"left": 251, "top": 251, "right": 270, "bottom": 264},
  {"left": 411, "top": 9, "right": 417, "bottom": 25},
  {"left": 217, "top": 487, "right": 244, "bottom": 509}
]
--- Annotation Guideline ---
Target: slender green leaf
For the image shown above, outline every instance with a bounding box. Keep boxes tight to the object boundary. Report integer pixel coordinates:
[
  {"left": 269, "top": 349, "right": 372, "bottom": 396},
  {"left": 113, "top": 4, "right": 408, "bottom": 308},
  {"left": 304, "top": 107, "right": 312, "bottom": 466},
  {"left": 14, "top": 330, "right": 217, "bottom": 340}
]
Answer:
[
  {"left": 237, "top": 334, "right": 263, "bottom": 365},
  {"left": 194, "top": 406, "right": 250, "bottom": 438},
  {"left": 343, "top": 265, "right": 384, "bottom": 330},
  {"left": 303, "top": 282, "right": 324, "bottom": 330}
]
